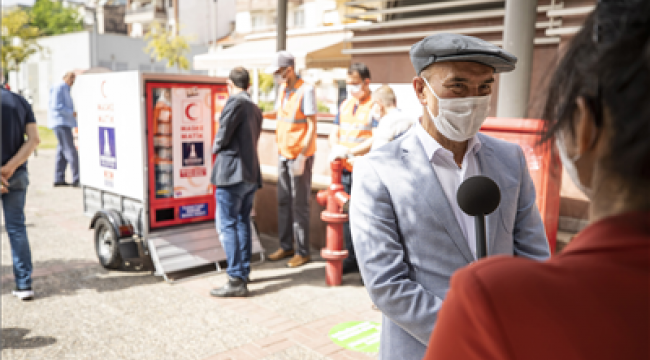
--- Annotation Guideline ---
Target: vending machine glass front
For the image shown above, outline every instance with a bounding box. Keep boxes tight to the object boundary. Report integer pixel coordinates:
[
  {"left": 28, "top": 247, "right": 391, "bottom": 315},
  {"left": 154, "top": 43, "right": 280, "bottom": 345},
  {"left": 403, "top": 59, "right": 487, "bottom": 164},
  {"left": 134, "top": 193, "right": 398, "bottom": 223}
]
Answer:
[{"left": 146, "top": 82, "right": 228, "bottom": 229}]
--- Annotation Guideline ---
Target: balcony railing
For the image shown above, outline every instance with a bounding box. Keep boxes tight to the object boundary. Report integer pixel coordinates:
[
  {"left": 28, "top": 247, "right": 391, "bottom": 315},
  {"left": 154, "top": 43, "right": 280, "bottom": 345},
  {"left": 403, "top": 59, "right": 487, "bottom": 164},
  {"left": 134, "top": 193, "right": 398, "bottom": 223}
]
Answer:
[{"left": 125, "top": 4, "right": 168, "bottom": 24}]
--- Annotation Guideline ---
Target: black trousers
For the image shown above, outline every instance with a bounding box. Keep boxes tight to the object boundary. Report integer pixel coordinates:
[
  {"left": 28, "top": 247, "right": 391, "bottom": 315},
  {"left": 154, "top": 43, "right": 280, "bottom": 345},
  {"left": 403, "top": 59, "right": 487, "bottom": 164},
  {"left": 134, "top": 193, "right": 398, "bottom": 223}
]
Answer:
[{"left": 341, "top": 169, "right": 357, "bottom": 269}]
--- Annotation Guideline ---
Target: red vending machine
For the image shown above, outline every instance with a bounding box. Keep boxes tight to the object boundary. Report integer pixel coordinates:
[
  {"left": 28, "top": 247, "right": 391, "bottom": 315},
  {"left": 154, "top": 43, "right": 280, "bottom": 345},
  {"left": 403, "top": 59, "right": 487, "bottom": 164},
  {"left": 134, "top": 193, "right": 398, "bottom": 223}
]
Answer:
[
  {"left": 79, "top": 72, "right": 264, "bottom": 282},
  {"left": 147, "top": 82, "right": 226, "bottom": 228}
]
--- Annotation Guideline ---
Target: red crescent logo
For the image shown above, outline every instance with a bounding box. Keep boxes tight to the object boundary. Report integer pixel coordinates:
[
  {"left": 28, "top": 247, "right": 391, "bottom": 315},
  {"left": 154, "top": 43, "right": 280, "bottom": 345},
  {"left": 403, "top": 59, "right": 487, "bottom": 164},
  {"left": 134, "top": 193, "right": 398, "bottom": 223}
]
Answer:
[
  {"left": 101, "top": 81, "right": 107, "bottom": 98},
  {"left": 185, "top": 103, "right": 198, "bottom": 121}
]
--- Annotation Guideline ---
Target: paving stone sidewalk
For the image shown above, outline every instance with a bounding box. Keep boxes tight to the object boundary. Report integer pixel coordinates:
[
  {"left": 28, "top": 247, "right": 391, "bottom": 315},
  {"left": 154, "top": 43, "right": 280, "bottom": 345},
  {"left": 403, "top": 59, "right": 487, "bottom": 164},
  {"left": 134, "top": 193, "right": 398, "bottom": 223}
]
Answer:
[{"left": 1, "top": 150, "right": 380, "bottom": 360}]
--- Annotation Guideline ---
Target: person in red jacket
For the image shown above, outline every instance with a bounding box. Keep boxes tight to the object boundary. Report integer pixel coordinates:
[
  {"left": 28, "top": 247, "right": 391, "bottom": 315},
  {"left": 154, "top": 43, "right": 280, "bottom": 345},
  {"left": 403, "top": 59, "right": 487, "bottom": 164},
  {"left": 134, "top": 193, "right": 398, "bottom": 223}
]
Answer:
[{"left": 424, "top": 2, "right": 650, "bottom": 360}]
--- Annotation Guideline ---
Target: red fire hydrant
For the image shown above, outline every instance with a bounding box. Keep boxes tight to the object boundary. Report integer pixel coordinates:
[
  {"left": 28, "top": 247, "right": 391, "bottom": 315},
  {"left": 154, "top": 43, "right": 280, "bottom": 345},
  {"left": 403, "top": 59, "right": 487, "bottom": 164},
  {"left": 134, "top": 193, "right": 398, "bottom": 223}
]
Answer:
[{"left": 316, "top": 159, "right": 351, "bottom": 286}]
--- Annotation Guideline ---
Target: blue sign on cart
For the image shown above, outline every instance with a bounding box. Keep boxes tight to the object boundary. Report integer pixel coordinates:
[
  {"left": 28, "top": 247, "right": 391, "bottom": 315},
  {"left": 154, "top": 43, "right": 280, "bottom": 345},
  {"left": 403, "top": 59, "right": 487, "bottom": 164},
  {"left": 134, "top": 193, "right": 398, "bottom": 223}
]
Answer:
[
  {"left": 179, "top": 203, "right": 208, "bottom": 219},
  {"left": 99, "top": 127, "right": 117, "bottom": 169}
]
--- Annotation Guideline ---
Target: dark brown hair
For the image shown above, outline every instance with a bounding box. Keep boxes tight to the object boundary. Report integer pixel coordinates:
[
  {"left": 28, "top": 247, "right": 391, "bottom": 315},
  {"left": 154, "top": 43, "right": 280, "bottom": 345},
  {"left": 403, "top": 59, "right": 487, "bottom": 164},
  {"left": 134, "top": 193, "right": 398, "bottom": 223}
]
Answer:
[{"left": 541, "top": 0, "right": 650, "bottom": 182}]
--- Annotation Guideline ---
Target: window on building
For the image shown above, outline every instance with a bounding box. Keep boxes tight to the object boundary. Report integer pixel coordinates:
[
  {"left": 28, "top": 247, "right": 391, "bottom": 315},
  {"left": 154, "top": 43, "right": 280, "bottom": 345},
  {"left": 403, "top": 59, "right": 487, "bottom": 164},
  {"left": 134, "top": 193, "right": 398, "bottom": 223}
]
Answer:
[
  {"left": 293, "top": 9, "right": 305, "bottom": 28},
  {"left": 251, "top": 13, "right": 265, "bottom": 29}
]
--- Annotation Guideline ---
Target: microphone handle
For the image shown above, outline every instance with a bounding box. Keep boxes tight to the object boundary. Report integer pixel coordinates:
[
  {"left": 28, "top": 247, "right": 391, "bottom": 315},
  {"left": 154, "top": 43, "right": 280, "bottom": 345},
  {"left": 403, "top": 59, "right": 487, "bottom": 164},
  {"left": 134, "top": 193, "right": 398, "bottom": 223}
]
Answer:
[{"left": 474, "top": 215, "right": 487, "bottom": 259}]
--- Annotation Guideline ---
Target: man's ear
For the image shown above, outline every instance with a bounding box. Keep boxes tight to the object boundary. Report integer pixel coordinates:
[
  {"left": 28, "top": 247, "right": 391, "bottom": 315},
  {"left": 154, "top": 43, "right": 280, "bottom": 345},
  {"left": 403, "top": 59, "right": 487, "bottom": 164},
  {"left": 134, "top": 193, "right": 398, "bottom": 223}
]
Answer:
[{"left": 413, "top": 76, "right": 427, "bottom": 106}]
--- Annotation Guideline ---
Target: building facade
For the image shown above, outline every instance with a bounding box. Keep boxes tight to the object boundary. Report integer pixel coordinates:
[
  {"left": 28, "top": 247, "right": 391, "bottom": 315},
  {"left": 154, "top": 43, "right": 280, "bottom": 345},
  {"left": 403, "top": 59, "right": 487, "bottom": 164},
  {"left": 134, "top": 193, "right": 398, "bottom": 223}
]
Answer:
[
  {"left": 9, "top": 31, "right": 208, "bottom": 113},
  {"left": 124, "top": 0, "right": 236, "bottom": 46}
]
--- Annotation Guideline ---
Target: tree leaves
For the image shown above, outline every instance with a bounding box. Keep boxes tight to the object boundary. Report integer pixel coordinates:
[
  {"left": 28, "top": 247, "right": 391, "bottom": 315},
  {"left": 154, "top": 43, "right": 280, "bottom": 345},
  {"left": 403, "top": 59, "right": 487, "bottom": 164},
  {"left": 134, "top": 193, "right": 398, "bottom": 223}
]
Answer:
[
  {"left": 30, "top": 0, "right": 84, "bottom": 37},
  {"left": 144, "top": 22, "right": 192, "bottom": 71},
  {"left": 1, "top": 9, "right": 42, "bottom": 74}
]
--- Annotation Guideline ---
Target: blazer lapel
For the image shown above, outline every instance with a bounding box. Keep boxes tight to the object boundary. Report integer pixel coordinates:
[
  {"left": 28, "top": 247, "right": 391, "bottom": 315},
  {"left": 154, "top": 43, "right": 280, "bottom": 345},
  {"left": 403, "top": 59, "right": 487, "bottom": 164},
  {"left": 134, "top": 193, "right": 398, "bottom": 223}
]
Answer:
[
  {"left": 401, "top": 133, "right": 475, "bottom": 263},
  {"left": 476, "top": 136, "right": 504, "bottom": 256}
]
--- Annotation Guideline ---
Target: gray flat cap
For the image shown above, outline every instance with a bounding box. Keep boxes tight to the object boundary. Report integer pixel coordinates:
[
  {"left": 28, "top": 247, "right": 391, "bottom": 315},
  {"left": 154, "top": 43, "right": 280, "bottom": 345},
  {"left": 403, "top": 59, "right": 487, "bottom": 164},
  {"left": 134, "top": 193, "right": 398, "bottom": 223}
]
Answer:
[{"left": 410, "top": 33, "right": 517, "bottom": 74}]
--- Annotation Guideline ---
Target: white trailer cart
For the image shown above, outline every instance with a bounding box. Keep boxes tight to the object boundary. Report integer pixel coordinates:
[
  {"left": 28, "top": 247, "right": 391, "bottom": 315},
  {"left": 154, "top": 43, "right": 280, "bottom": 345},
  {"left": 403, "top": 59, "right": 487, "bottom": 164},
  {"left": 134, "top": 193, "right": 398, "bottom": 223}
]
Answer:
[{"left": 76, "top": 72, "right": 264, "bottom": 282}]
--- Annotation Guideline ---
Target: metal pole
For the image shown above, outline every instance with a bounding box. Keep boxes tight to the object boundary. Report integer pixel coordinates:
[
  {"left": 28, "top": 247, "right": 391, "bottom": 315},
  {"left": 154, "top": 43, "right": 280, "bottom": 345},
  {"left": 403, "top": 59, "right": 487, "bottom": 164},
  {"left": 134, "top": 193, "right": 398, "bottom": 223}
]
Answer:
[
  {"left": 496, "top": 0, "right": 538, "bottom": 118},
  {"left": 276, "top": 0, "right": 287, "bottom": 51}
]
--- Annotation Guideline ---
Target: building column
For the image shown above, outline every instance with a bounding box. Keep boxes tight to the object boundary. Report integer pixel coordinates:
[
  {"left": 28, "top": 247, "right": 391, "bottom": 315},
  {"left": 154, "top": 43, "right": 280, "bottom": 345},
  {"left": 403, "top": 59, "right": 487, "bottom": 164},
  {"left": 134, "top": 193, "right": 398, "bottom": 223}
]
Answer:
[
  {"left": 276, "top": 0, "right": 287, "bottom": 51},
  {"left": 496, "top": 0, "right": 538, "bottom": 118}
]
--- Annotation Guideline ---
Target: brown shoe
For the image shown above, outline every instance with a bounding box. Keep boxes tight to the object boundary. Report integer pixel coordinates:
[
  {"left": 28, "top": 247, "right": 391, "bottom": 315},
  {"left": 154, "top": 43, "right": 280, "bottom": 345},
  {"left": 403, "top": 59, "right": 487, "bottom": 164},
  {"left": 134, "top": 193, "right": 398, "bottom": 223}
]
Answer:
[
  {"left": 286, "top": 254, "right": 311, "bottom": 268},
  {"left": 268, "top": 248, "right": 295, "bottom": 261}
]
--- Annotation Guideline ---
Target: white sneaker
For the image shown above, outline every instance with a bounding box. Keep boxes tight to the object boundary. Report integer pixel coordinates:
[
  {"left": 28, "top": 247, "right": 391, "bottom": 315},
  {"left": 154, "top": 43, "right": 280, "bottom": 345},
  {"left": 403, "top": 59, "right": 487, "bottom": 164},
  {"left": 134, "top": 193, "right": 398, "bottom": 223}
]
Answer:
[{"left": 12, "top": 288, "right": 34, "bottom": 301}]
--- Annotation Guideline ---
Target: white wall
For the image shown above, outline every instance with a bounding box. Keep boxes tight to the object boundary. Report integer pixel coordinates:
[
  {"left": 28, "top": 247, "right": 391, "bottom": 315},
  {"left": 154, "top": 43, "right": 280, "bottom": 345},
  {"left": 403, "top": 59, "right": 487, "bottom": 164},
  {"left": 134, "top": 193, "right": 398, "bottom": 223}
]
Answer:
[
  {"left": 179, "top": 0, "right": 235, "bottom": 45},
  {"left": 95, "top": 33, "right": 208, "bottom": 74},
  {"left": 235, "top": 11, "right": 252, "bottom": 34},
  {"left": 11, "top": 31, "right": 208, "bottom": 112},
  {"left": 10, "top": 32, "right": 92, "bottom": 111}
]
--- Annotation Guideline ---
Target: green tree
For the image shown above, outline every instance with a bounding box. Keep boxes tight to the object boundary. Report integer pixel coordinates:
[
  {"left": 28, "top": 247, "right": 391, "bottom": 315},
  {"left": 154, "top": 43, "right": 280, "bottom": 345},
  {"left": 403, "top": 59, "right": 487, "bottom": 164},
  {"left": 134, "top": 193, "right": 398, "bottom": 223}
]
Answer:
[
  {"left": 30, "top": 0, "right": 84, "bottom": 36},
  {"left": 259, "top": 73, "right": 274, "bottom": 95},
  {"left": 145, "top": 22, "right": 191, "bottom": 71},
  {"left": 1, "top": 9, "right": 42, "bottom": 77}
]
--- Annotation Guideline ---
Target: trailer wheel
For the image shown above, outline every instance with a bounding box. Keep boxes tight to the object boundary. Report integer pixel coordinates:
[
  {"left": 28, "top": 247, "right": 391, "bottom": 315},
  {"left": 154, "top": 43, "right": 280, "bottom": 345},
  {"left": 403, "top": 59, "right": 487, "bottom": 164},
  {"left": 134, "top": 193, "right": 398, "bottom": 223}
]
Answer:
[{"left": 94, "top": 217, "right": 122, "bottom": 269}]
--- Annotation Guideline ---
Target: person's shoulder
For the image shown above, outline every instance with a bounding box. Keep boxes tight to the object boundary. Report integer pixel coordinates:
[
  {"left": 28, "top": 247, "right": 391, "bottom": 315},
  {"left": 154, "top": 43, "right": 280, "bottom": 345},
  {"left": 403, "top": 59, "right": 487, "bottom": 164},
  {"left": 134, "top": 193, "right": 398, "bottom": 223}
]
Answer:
[
  {"left": 2, "top": 89, "right": 27, "bottom": 105},
  {"left": 383, "top": 111, "right": 417, "bottom": 126},
  {"left": 364, "top": 129, "right": 414, "bottom": 163}
]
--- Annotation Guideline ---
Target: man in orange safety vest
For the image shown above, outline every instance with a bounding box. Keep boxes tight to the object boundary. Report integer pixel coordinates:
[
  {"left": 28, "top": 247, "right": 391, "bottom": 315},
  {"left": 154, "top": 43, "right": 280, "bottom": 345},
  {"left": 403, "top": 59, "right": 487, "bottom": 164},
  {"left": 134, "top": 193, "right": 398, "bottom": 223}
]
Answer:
[
  {"left": 328, "top": 63, "right": 378, "bottom": 276},
  {"left": 264, "top": 51, "right": 317, "bottom": 269}
]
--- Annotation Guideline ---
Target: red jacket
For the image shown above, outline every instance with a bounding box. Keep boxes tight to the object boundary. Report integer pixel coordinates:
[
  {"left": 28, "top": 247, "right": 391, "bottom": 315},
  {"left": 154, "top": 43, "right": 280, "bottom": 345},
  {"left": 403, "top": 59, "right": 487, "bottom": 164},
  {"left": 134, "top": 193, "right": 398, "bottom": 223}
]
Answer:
[{"left": 425, "top": 211, "right": 650, "bottom": 360}]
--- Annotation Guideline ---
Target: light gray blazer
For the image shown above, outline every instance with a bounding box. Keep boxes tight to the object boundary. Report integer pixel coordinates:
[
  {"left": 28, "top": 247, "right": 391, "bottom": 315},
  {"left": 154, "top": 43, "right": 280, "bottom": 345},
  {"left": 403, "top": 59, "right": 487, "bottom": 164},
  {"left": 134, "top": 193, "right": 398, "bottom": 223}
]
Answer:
[{"left": 350, "top": 130, "right": 550, "bottom": 360}]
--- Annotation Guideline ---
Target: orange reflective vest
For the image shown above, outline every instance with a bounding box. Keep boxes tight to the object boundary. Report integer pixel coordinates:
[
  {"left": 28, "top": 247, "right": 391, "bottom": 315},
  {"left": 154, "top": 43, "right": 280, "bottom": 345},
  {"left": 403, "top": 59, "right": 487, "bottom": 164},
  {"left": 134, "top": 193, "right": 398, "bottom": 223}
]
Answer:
[
  {"left": 276, "top": 79, "right": 316, "bottom": 159},
  {"left": 337, "top": 97, "right": 374, "bottom": 171},
  {"left": 338, "top": 97, "right": 374, "bottom": 149}
]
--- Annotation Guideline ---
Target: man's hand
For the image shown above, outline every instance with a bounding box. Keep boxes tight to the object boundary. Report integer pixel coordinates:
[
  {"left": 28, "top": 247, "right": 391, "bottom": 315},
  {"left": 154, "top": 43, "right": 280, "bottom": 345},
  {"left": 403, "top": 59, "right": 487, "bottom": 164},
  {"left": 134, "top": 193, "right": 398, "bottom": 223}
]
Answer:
[
  {"left": 328, "top": 144, "right": 350, "bottom": 163},
  {"left": 1, "top": 175, "right": 9, "bottom": 194},
  {"left": 263, "top": 111, "right": 277, "bottom": 120},
  {"left": 1, "top": 165, "right": 16, "bottom": 184},
  {"left": 73, "top": 112, "right": 77, "bottom": 118}
]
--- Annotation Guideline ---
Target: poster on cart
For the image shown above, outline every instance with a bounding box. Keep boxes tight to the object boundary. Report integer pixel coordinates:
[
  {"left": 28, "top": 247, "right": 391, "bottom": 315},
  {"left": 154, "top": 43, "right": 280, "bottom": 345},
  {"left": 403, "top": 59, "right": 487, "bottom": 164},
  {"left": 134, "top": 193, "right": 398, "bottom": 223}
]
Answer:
[
  {"left": 171, "top": 87, "right": 212, "bottom": 198},
  {"left": 76, "top": 72, "right": 145, "bottom": 201}
]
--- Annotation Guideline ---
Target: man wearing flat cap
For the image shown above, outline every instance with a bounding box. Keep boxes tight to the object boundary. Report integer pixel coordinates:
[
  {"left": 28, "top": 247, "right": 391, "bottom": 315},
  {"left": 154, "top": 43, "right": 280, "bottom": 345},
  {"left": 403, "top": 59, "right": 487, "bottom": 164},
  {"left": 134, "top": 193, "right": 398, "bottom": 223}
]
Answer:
[{"left": 350, "top": 34, "right": 550, "bottom": 359}]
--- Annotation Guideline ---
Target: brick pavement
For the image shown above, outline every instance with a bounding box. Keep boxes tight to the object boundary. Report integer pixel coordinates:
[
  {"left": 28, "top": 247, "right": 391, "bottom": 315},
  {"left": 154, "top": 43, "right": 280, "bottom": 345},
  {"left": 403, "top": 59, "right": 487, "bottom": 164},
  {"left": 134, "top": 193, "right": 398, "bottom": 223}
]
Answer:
[{"left": 1, "top": 150, "right": 382, "bottom": 360}]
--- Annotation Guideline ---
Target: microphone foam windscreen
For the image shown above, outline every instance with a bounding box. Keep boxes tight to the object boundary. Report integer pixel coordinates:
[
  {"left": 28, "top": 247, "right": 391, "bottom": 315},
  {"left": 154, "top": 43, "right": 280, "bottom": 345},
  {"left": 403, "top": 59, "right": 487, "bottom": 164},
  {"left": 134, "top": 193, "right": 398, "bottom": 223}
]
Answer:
[{"left": 457, "top": 176, "right": 501, "bottom": 216}]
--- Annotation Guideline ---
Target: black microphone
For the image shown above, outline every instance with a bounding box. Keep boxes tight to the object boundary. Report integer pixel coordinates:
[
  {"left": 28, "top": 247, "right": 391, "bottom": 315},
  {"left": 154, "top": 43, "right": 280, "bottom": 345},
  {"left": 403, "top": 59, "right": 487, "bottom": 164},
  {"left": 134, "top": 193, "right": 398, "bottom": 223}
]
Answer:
[{"left": 457, "top": 176, "right": 501, "bottom": 259}]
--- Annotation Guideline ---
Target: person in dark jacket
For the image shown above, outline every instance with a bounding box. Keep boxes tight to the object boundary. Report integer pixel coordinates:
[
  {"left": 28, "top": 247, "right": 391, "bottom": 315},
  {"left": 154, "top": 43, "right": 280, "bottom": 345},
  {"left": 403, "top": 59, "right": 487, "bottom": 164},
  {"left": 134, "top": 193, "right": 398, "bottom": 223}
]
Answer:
[
  {"left": 1, "top": 78, "right": 41, "bottom": 301},
  {"left": 210, "top": 67, "right": 263, "bottom": 297}
]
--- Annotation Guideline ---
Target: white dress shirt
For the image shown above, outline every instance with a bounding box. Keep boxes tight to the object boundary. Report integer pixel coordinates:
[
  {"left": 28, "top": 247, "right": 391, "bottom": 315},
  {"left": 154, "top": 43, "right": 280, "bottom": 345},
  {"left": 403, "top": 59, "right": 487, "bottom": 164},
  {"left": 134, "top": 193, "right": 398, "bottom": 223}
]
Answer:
[{"left": 415, "top": 122, "right": 482, "bottom": 259}]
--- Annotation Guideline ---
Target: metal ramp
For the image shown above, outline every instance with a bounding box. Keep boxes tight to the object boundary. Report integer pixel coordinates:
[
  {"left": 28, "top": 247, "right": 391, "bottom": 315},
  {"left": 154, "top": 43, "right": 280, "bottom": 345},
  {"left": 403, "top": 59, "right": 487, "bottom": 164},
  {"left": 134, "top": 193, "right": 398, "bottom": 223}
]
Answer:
[{"left": 147, "top": 221, "right": 265, "bottom": 283}]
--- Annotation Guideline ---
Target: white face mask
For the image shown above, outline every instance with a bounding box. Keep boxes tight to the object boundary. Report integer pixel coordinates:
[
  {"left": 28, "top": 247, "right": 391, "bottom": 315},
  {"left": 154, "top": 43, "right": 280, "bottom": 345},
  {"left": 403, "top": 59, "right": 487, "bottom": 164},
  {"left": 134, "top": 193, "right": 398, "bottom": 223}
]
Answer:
[
  {"left": 274, "top": 68, "right": 288, "bottom": 85},
  {"left": 556, "top": 132, "right": 593, "bottom": 198},
  {"left": 422, "top": 77, "right": 491, "bottom": 142},
  {"left": 347, "top": 84, "right": 363, "bottom": 98}
]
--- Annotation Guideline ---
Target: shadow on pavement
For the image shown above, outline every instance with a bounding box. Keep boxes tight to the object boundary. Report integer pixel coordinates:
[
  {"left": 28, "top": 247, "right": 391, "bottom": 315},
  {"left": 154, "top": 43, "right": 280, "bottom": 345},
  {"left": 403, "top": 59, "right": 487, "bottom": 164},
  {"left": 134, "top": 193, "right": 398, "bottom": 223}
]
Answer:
[
  {"left": 1, "top": 328, "right": 57, "bottom": 350},
  {"left": 1, "top": 259, "right": 163, "bottom": 301},
  {"left": 247, "top": 259, "right": 365, "bottom": 296}
]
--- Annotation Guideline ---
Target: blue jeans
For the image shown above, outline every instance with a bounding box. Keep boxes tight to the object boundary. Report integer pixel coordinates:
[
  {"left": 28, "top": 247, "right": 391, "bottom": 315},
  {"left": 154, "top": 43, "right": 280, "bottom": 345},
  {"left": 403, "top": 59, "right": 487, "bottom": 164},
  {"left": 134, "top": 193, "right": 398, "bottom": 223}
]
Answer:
[
  {"left": 53, "top": 126, "right": 79, "bottom": 183},
  {"left": 2, "top": 169, "right": 33, "bottom": 289},
  {"left": 215, "top": 182, "right": 257, "bottom": 280}
]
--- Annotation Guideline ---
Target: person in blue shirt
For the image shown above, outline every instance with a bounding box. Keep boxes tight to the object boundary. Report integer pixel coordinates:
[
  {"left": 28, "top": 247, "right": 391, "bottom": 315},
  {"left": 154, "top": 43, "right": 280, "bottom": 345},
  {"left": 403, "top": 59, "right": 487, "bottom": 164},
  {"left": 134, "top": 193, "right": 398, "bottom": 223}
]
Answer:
[
  {"left": 48, "top": 71, "right": 79, "bottom": 187},
  {"left": 2, "top": 77, "right": 41, "bottom": 301}
]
